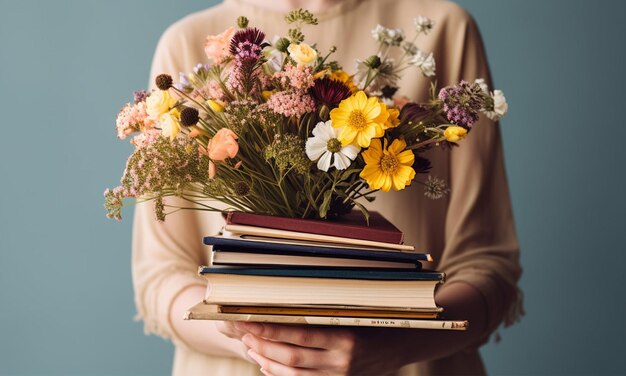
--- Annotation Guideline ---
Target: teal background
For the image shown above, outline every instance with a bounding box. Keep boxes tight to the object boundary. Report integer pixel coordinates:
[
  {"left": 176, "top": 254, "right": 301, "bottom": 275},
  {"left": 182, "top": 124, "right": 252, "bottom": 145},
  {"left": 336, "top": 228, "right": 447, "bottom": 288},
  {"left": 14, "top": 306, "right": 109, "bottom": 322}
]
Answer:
[{"left": 1, "top": 0, "right": 625, "bottom": 374}]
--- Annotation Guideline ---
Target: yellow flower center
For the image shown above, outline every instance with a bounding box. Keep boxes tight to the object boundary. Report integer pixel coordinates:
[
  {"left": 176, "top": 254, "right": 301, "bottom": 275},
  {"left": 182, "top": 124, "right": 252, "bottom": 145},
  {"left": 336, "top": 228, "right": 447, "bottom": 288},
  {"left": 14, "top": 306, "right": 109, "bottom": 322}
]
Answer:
[
  {"left": 379, "top": 153, "right": 399, "bottom": 174},
  {"left": 348, "top": 110, "right": 367, "bottom": 130}
]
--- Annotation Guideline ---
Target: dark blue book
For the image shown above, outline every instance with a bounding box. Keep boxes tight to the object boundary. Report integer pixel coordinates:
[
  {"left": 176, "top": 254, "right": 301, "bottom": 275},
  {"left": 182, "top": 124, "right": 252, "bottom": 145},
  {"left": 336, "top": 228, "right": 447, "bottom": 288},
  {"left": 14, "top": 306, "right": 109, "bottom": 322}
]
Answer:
[
  {"left": 204, "top": 235, "right": 431, "bottom": 263},
  {"left": 199, "top": 266, "right": 444, "bottom": 281}
]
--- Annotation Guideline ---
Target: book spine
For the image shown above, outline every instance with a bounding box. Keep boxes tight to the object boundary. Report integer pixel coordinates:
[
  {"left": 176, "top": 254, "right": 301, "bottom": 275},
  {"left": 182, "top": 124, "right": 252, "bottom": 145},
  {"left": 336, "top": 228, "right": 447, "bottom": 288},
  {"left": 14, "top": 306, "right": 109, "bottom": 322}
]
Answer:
[
  {"left": 302, "top": 316, "right": 468, "bottom": 330},
  {"left": 227, "top": 212, "right": 403, "bottom": 244},
  {"left": 185, "top": 308, "right": 467, "bottom": 330}
]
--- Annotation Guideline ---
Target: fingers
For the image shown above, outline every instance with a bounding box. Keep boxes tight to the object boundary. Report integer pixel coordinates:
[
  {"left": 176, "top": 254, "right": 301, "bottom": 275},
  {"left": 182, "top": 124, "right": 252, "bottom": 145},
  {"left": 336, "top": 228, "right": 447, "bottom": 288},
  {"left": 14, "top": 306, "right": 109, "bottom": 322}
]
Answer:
[
  {"left": 243, "top": 333, "right": 329, "bottom": 369},
  {"left": 235, "top": 322, "right": 337, "bottom": 349},
  {"left": 248, "top": 349, "right": 318, "bottom": 376},
  {"left": 215, "top": 321, "right": 248, "bottom": 340}
]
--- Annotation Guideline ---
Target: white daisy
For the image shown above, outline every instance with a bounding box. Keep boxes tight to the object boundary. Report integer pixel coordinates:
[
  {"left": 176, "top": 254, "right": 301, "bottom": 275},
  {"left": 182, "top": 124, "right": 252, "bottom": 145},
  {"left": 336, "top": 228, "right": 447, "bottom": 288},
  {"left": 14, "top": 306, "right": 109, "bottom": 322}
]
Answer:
[
  {"left": 414, "top": 16, "right": 435, "bottom": 35},
  {"left": 484, "top": 90, "right": 509, "bottom": 121},
  {"left": 474, "top": 78, "right": 489, "bottom": 94},
  {"left": 409, "top": 50, "right": 436, "bottom": 77},
  {"left": 305, "top": 120, "right": 360, "bottom": 172}
]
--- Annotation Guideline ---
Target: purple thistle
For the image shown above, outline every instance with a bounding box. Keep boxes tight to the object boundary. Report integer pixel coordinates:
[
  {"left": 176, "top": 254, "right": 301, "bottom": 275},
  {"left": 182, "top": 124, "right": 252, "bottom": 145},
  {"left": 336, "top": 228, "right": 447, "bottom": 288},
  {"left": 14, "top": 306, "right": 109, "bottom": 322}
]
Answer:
[
  {"left": 230, "top": 27, "right": 266, "bottom": 56},
  {"left": 438, "top": 80, "right": 483, "bottom": 128},
  {"left": 133, "top": 90, "right": 150, "bottom": 104}
]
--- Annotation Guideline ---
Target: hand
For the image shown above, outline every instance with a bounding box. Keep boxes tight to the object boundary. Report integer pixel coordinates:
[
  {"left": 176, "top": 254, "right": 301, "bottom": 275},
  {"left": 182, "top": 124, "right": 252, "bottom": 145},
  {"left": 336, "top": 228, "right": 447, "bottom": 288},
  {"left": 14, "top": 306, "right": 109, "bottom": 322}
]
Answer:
[
  {"left": 215, "top": 321, "right": 259, "bottom": 362},
  {"left": 232, "top": 322, "right": 401, "bottom": 376}
]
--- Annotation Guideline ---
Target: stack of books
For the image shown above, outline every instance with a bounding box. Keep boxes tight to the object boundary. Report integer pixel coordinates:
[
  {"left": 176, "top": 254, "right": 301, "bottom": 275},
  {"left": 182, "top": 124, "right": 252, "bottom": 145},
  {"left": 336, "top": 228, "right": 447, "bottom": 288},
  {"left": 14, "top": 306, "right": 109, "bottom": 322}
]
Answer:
[{"left": 185, "top": 211, "right": 467, "bottom": 330}]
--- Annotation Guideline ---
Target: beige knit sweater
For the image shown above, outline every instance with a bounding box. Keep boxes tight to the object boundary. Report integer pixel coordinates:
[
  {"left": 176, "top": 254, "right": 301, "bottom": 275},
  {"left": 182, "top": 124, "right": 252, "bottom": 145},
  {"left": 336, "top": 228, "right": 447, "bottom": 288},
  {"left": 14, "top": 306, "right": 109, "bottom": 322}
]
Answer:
[{"left": 132, "top": 0, "right": 522, "bottom": 374}]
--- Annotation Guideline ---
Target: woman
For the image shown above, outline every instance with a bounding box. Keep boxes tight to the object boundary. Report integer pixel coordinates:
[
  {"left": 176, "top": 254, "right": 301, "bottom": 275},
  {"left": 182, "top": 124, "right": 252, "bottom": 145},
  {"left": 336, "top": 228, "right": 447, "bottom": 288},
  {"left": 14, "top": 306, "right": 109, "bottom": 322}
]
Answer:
[{"left": 132, "top": 0, "right": 522, "bottom": 374}]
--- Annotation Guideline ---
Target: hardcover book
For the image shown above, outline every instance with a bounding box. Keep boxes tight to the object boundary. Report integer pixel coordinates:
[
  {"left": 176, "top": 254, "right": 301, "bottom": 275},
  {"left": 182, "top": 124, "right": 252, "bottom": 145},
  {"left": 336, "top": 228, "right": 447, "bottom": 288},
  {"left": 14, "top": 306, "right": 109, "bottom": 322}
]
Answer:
[
  {"left": 210, "top": 250, "right": 421, "bottom": 269},
  {"left": 204, "top": 235, "right": 429, "bottom": 262},
  {"left": 222, "top": 226, "right": 415, "bottom": 251},
  {"left": 199, "top": 266, "right": 443, "bottom": 310},
  {"left": 185, "top": 303, "right": 468, "bottom": 330},
  {"left": 225, "top": 210, "right": 404, "bottom": 244}
]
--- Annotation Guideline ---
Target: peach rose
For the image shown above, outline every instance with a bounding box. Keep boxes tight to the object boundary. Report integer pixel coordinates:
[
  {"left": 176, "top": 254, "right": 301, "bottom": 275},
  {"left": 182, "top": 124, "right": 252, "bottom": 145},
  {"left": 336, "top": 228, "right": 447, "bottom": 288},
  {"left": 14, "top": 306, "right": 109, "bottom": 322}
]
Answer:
[
  {"left": 208, "top": 128, "right": 238, "bottom": 161},
  {"left": 204, "top": 27, "right": 236, "bottom": 63},
  {"left": 287, "top": 43, "right": 317, "bottom": 67}
]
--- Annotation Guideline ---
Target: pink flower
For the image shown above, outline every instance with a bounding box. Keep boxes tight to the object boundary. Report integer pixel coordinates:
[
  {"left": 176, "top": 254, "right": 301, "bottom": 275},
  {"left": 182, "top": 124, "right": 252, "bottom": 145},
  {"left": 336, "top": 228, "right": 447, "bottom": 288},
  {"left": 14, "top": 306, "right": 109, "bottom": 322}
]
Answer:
[
  {"left": 204, "top": 27, "right": 236, "bottom": 63},
  {"left": 274, "top": 64, "right": 315, "bottom": 90},
  {"left": 116, "top": 102, "right": 149, "bottom": 139},
  {"left": 130, "top": 129, "right": 161, "bottom": 149},
  {"left": 208, "top": 128, "right": 238, "bottom": 161},
  {"left": 266, "top": 91, "right": 316, "bottom": 118}
]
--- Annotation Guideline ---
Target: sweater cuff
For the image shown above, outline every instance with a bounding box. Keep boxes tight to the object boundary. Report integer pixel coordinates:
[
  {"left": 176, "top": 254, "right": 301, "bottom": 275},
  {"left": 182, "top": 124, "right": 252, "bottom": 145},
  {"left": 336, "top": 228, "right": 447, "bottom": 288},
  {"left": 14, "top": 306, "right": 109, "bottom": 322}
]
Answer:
[{"left": 444, "top": 270, "right": 509, "bottom": 343}]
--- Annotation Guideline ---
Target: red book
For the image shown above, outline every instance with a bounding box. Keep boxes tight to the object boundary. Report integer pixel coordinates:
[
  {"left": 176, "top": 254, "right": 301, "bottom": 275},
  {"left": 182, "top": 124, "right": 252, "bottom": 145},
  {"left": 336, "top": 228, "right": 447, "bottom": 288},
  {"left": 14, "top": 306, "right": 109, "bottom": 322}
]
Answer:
[{"left": 225, "top": 211, "right": 404, "bottom": 245}]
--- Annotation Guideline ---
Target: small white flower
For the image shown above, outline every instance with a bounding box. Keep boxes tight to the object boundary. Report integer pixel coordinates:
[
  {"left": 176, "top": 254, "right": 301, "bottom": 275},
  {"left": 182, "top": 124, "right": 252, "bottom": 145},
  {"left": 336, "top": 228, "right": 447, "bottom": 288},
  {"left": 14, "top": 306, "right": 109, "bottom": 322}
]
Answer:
[
  {"left": 484, "top": 90, "right": 508, "bottom": 121},
  {"left": 371, "top": 24, "right": 387, "bottom": 42},
  {"left": 474, "top": 78, "right": 489, "bottom": 94},
  {"left": 414, "top": 16, "right": 435, "bottom": 35},
  {"left": 305, "top": 120, "right": 360, "bottom": 172},
  {"left": 371, "top": 24, "right": 405, "bottom": 46},
  {"left": 262, "top": 36, "right": 284, "bottom": 73},
  {"left": 409, "top": 50, "right": 436, "bottom": 77}
]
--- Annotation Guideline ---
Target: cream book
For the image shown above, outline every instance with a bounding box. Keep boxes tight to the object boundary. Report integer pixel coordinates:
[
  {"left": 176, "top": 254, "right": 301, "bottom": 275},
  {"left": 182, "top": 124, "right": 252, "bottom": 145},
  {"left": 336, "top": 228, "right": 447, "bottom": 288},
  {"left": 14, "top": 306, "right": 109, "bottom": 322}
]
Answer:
[
  {"left": 185, "top": 303, "right": 468, "bottom": 330},
  {"left": 200, "top": 267, "right": 443, "bottom": 310}
]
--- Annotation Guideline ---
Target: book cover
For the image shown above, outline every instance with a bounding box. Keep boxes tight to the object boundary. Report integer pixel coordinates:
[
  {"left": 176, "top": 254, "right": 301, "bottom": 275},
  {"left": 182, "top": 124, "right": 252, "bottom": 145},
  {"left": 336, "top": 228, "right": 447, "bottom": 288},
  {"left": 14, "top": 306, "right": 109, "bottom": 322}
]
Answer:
[
  {"left": 211, "top": 250, "right": 421, "bottom": 269},
  {"left": 199, "top": 266, "right": 443, "bottom": 281},
  {"left": 225, "top": 210, "right": 404, "bottom": 244},
  {"left": 185, "top": 303, "right": 468, "bottom": 330},
  {"left": 204, "top": 236, "right": 430, "bottom": 263}
]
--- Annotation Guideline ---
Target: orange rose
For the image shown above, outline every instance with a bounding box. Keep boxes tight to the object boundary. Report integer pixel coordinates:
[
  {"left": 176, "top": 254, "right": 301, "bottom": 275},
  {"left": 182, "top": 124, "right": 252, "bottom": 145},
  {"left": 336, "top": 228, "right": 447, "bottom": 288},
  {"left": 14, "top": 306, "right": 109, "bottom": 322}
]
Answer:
[
  {"left": 208, "top": 128, "right": 239, "bottom": 161},
  {"left": 204, "top": 27, "right": 236, "bottom": 63}
]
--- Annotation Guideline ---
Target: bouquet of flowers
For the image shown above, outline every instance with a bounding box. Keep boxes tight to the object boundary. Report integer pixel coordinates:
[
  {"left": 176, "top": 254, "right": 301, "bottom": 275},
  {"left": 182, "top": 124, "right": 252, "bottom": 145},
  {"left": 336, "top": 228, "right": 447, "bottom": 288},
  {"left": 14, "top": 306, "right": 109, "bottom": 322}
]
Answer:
[{"left": 105, "top": 10, "right": 508, "bottom": 222}]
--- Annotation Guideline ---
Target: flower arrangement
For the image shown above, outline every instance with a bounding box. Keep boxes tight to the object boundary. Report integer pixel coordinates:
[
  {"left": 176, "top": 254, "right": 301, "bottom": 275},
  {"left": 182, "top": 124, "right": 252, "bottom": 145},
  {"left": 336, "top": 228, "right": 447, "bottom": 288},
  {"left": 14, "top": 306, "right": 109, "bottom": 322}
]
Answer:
[{"left": 105, "top": 10, "right": 507, "bottom": 222}]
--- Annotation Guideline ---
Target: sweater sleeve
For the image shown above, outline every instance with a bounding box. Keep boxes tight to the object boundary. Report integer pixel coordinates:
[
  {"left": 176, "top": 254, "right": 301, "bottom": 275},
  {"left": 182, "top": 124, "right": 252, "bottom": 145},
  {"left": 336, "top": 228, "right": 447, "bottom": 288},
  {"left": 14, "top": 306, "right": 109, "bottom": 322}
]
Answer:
[
  {"left": 435, "top": 6, "right": 523, "bottom": 341},
  {"left": 131, "top": 24, "right": 223, "bottom": 343}
]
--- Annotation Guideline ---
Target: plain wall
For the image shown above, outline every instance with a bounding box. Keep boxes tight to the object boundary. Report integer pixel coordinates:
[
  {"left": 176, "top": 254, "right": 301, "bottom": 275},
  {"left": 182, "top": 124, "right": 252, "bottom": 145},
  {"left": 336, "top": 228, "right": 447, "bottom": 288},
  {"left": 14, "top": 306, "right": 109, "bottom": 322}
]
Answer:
[{"left": 1, "top": 0, "right": 625, "bottom": 374}]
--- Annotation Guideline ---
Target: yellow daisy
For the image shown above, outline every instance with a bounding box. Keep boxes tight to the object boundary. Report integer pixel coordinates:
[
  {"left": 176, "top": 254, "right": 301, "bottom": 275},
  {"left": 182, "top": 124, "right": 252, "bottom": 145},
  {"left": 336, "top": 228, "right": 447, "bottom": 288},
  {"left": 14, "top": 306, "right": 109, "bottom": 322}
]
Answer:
[
  {"left": 383, "top": 105, "right": 400, "bottom": 129},
  {"left": 330, "top": 91, "right": 389, "bottom": 148},
  {"left": 360, "top": 138, "right": 416, "bottom": 192}
]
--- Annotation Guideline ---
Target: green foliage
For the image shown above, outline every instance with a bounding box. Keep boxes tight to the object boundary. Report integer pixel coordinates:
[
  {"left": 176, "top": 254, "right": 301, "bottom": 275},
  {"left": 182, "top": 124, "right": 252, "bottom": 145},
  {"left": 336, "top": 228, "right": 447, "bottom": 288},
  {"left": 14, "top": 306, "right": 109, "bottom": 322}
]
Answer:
[{"left": 285, "top": 9, "right": 318, "bottom": 26}]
